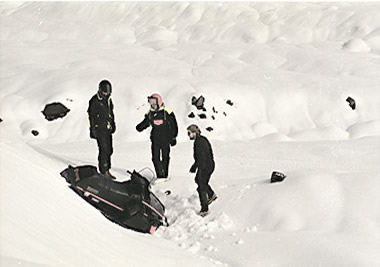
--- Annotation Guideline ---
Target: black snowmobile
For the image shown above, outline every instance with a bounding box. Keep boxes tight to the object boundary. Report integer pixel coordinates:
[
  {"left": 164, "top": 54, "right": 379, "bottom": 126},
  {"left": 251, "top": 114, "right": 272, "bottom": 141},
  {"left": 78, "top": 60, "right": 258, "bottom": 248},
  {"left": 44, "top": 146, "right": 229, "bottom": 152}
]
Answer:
[{"left": 60, "top": 165, "right": 169, "bottom": 234}]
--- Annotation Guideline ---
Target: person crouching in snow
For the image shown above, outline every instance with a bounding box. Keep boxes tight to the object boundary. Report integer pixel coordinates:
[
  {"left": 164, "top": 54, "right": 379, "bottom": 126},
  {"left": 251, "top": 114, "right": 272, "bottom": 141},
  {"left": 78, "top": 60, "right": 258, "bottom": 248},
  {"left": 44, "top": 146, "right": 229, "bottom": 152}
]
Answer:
[
  {"left": 187, "top": 124, "right": 217, "bottom": 217},
  {"left": 87, "top": 80, "right": 116, "bottom": 179},
  {"left": 136, "top": 93, "right": 178, "bottom": 180}
]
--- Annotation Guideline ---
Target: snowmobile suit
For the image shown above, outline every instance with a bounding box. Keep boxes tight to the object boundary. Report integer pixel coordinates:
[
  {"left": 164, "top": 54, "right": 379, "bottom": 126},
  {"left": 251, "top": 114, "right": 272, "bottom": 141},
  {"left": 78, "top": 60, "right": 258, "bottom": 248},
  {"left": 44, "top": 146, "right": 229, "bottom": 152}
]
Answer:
[
  {"left": 88, "top": 93, "right": 115, "bottom": 174},
  {"left": 136, "top": 106, "right": 178, "bottom": 178},
  {"left": 191, "top": 135, "right": 216, "bottom": 211}
]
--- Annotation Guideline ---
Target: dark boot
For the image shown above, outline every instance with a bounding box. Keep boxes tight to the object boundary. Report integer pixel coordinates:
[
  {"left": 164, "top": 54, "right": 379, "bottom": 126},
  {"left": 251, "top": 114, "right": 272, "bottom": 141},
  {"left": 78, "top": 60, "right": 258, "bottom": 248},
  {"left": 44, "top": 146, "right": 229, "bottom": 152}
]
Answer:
[
  {"left": 207, "top": 186, "right": 217, "bottom": 205},
  {"left": 153, "top": 161, "right": 165, "bottom": 178},
  {"left": 198, "top": 191, "right": 209, "bottom": 217},
  {"left": 208, "top": 192, "right": 217, "bottom": 205}
]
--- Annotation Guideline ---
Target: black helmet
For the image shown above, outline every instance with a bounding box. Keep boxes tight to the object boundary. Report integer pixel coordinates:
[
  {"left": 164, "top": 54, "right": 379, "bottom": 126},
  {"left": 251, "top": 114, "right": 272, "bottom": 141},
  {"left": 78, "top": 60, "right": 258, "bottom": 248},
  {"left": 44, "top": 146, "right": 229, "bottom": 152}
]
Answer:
[{"left": 98, "top": 80, "right": 112, "bottom": 95}]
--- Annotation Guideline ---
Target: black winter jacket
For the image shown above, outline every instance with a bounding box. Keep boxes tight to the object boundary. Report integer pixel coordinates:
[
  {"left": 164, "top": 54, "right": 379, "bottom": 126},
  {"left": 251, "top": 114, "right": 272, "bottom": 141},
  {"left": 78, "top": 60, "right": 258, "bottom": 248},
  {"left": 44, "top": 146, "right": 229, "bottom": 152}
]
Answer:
[
  {"left": 192, "top": 135, "right": 215, "bottom": 173},
  {"left": 136, "top": 107, "right": 178, "bottom": 145},
  {"left": 87, "top": 93, "right": 115, "bottom": 134}
]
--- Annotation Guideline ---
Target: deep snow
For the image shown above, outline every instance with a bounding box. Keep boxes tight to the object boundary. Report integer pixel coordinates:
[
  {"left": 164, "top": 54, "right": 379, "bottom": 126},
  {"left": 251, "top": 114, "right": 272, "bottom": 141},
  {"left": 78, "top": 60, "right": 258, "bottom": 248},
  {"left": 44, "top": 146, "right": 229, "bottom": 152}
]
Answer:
[{"left": 0, "top": 2, "right": 379, "bottom": 267}]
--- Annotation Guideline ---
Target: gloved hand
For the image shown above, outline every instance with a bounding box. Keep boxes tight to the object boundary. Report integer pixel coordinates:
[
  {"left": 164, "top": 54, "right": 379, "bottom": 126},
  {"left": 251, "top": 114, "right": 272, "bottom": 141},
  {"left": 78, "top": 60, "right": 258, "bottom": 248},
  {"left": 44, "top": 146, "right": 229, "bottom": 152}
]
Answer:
[
  {"left": 189, "top": 164, "right": 197, "bottom": 173},
  {"left": 90, "top": 128, "right": 97, "bottom": 139},
  {"left": 136, "top": 124, "right": 143, "bottom": 132},
  {"left": 110, "top": 122, "right": 116, "bottom": 134},
  {"left": 170, "top": 138, "right": 177, "bottom": 146}
]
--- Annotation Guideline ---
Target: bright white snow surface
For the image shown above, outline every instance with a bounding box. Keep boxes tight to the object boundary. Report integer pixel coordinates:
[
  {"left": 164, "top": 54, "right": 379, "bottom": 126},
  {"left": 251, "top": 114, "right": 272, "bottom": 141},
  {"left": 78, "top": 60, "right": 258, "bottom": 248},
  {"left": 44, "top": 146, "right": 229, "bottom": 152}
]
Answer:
[{"left": 1, "top": 2, "right": 380, "bottom": 267}]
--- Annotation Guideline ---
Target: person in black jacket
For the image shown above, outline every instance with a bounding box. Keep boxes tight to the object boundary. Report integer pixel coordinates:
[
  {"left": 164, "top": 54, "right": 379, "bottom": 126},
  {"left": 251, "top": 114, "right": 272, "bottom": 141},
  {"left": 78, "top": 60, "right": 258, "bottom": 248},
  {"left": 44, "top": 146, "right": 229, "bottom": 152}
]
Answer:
[
  {"left": 87, "top": 80, "right": 116, "bottom": 179},
  {"left": 136, "top": 93, "right": 178, "bottom": 179},
  {"left": 187, "top": 124, "right": 217, "bottom": 217}
]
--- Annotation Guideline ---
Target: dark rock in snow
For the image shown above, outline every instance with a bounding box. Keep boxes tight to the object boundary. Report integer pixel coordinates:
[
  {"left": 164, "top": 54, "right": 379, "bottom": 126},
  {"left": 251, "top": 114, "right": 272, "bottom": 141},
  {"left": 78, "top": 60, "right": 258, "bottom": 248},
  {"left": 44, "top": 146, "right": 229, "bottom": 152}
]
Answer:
[
  {"left": 212, "top": 107, "right": 218, "bottom": 113},
  {"left": 226, "top": 100, "right": 234, "bottom": 106},
  {"left": 191, "top": 96, "right": 197, "bottom": 105},
  {"left": 198, "top": 113, "right": 207, "bottom": 119},
  {"left": 42, "top": 102, "right": 70, "bottom": 121},
  {"left": 31, "top": 130, "right": 39, "bottom": 136},
  {"left": 0, "top": 118, "right": 2, "bottom": 123},
  {"left": 192, "top": 95, "right": 205, "bottom": 110},
  {"left": 211, "top": 115, "right": 215, "bottom": 120},
  {"left": 223, "top": 112, "right": 227, "bottom": 116},
  {"left": 346, "top": 96, "right": 356, "bottom": 110},
  {"left": 270, "top": 171, "right": 286, "bottom": 183},
  {"left": 188, "top": 112, "right": 195, "bottom": 118},
  {"left": 206, "top": 127, "right": 214, "bottom": 132}
]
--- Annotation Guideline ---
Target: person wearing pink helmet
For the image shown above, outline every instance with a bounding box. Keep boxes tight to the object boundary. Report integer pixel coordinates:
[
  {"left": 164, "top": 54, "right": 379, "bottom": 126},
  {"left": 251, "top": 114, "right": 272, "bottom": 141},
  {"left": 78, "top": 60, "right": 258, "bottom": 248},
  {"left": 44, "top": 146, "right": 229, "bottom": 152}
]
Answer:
[{"left": 136, "top": 93, "right": 178, "bottom": 179}]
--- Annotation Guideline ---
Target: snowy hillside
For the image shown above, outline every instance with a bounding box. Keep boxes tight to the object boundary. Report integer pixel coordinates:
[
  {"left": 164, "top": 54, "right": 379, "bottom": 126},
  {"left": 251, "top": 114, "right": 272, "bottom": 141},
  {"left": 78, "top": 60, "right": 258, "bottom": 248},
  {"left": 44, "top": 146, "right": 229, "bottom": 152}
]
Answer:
[{"left": 0, "top": 2, "right": 379, "bottom": 267}]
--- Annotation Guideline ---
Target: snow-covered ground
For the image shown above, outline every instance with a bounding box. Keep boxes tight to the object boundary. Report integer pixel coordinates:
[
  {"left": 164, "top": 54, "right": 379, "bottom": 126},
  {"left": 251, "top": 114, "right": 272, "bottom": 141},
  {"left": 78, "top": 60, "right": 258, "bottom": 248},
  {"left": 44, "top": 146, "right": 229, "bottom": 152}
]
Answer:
[{"left": 1, "top": 2, "right": 379, "bottom": 266}]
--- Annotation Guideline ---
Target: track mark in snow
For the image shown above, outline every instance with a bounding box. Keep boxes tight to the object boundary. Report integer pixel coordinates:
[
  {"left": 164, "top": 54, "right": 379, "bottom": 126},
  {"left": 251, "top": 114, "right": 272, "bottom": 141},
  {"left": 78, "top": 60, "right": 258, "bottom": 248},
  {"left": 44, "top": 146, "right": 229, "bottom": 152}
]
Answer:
[{"left": 155, "top": 191, "right": 233, "bottom": 265}]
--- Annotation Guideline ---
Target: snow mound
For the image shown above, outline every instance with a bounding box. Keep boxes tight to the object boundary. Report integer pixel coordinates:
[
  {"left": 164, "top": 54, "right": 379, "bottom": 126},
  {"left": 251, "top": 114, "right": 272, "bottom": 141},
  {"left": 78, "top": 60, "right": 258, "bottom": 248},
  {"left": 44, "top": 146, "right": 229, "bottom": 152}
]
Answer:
[
  {"left": 347, "top": 120, "right": 380, "bottom": 139},
  {"left": 342, "top": 38, "right": 371, "bottom": 53},
  {"left": 252, "top": 122, "right": 278, "bottom": 138},
  {"left": 250, "top": 173, "right": 344, "bottom": 232},
  {"left": 290, "top": 126, "right": 349, "bottom": 141},
  {"left": 136, "top": 26, "right": 178, "bottom": 50}
]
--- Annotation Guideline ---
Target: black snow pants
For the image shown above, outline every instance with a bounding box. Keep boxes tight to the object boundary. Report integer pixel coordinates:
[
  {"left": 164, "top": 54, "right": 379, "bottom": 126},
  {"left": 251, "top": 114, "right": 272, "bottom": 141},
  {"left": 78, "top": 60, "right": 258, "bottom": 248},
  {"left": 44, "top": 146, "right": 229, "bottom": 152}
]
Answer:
[
  {"left": 151, "top": 142, "right": 170, "bottom": 178},
  {"left": 195, "top": 168, "right": 215, "bottom": 210},
  {"left": 96, "top": 132, "right": 113, "bottom": 174}
]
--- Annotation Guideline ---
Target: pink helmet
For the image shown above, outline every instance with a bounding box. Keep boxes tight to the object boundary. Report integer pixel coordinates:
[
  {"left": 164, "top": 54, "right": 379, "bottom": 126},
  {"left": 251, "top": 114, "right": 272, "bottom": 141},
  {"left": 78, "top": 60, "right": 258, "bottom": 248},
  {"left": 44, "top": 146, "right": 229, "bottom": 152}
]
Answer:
[{"left": 149, "top": 93, "right": 163, "bottom": 108}]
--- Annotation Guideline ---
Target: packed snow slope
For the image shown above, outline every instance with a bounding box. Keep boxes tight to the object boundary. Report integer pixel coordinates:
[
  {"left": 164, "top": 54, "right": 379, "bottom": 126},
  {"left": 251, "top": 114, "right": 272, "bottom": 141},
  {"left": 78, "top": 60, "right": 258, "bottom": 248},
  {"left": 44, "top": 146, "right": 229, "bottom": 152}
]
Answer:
[{"left": 0, "top": 2, "right": 379, "bottom": 267}]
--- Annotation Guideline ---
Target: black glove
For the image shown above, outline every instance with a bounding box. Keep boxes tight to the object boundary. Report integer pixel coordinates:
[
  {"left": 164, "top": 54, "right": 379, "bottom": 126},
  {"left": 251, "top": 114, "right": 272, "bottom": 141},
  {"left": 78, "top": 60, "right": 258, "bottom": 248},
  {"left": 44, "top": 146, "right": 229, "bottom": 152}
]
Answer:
[
  {"left": 136, "top": 124, "right": 143, "bottom": 132},
  {"left": 189, "top": 164, "right": 197, "bottom": 173},
  {"left": 90, "top": 128, "right": 97, "bottom": 139},
  {"left": 170, "top": 138, "right": 177, "bottom": 146},
  {"left": 110, "top": 122, "right": 116, "bottom": 134}
]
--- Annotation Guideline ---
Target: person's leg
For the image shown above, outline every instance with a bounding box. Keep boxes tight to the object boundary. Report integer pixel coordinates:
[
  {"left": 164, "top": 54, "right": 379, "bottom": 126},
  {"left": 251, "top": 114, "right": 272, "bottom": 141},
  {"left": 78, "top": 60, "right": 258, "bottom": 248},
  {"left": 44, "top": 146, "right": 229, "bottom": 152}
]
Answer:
[
  {"left": 161, "top": 144, "right": 171, "bottom": 178},
  {"left": 196, "top": 171, "right": 209, "bottom": 213},
  {"left": 97, "top": 133, "right": 111, "bottom": 174},
  {"left": 151, "top": 143, "right": 164, "bottom": 178},
  {"left": 107, "top": 134, "right": 113, "bottom": 170},
  {"left": 203, "top": 169, "right": 217, "bottom": 204}
]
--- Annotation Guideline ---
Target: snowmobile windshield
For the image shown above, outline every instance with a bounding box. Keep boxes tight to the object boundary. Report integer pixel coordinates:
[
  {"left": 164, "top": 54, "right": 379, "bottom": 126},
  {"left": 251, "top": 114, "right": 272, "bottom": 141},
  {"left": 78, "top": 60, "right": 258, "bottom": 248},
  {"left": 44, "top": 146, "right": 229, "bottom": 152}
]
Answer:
[{"left": 137, "top": 167, "right": 156, "bottom": 183}]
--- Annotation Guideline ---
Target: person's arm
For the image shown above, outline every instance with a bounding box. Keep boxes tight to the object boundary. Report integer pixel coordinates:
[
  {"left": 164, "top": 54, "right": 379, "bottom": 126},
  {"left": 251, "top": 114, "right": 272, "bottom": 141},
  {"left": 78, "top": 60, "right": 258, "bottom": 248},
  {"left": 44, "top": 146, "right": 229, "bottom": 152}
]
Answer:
[
  {"left": 109, "top": 99, "right": 116, "bottom": 133},
  {"left": 136, "top": 113, "right": 151, "bottom": 132},
  {"left": 195, "top": 138, "right": 209, "bottom": 170},
  {"left": 168, "top": 112, "right": 178, "bottom": 138},
  {"left": 168, "top": 112, "right": 178, "bottom": 146},
  {"left": 87, "top": 98, "right": 97, "bottom": 138}
]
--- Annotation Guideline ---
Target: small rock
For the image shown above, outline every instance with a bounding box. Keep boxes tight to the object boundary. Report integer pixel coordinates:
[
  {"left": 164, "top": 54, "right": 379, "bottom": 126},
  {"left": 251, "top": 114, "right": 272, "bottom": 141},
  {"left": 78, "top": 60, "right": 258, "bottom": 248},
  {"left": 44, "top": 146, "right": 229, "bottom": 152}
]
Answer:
[
  {"left": 42, "top": 102, "right": 70, "bottom": 121},
  {"left": 226, "top": 100, "right": 233, "bottom": 106},
  {"left": 223, "top": 112, "right": 227, "bottom": 116},
  {"left": 0, "top": 118, "right": 3, "bottom": 123},
  {"left": 198, "top": 113, "right": 207, "bottom": 119},
  {"left": 346, "top": 96, "right": 356, "bottom": 110},
  {"left": 211, "top": 115, "right": 215, "bottom": 120},
  {"left": 31, "top": 130, "right": 39, "bottom": 136},
  {"left": 270, "top": 171, "right": 286, "bottom": 183},
  {"left": 212, "top": 107, "right": 218, "bottom": 113},
  {"left": 206, "top": 127, "right": 214, "bottom": 132},
  {"left": 188, "top": 112, "right": 195, "bottom": 118},
  {"left": 192, "top": 95, "right": 205, "bottom": 110}
]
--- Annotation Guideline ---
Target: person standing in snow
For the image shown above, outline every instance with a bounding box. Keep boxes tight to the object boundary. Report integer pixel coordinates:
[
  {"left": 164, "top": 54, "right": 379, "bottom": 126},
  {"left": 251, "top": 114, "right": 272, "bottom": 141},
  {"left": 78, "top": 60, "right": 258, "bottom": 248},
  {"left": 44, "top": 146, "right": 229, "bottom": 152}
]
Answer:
[
  {"left": 136, "top": 93, "right": 178, "bottom": 180},
  {"left": 87, "top": 80, "right": 116, "bottom": 179},
  {"left": 187, "top": 124, "right": 217, "bottom": 217}
]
